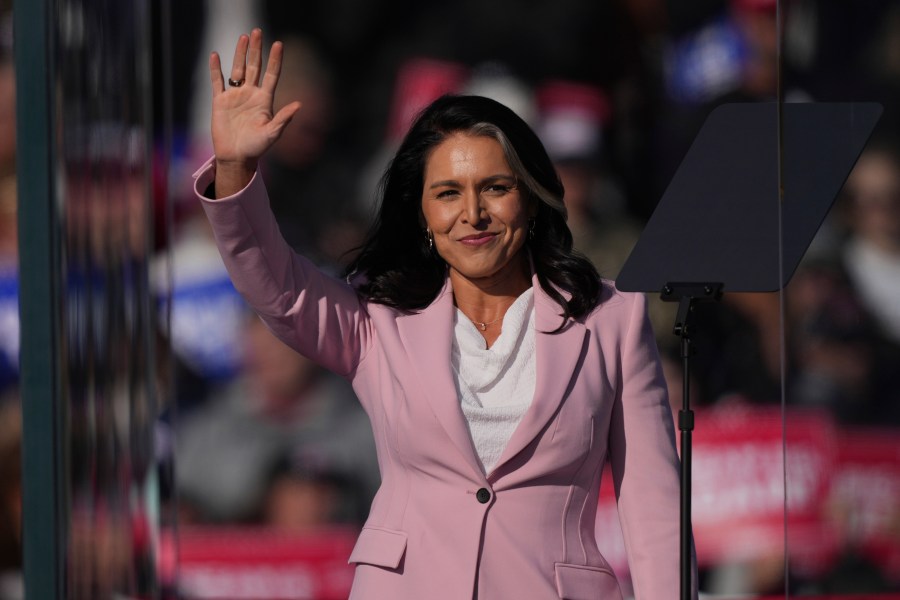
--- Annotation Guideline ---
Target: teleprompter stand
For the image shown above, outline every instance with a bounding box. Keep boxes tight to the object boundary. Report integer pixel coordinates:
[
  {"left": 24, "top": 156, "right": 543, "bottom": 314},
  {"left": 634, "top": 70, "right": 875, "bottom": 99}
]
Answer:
[
  {"left": 616, "top": 102, "right": 882, "bottom": 600},
  {"left": 662, "top": 282, "right": 721, "bottom": 600}
]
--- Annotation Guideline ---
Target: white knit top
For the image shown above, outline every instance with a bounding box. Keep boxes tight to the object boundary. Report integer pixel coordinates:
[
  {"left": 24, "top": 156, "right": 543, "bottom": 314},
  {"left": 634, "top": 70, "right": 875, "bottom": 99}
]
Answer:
[{"left": 451, "top": 288, "right": 536, "bottom": 475}]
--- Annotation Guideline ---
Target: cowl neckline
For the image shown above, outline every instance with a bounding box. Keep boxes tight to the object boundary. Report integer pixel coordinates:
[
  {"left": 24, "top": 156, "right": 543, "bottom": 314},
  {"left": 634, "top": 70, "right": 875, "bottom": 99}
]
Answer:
[{"left": 452, "top": 287, "right": 535, "bottom": 404}]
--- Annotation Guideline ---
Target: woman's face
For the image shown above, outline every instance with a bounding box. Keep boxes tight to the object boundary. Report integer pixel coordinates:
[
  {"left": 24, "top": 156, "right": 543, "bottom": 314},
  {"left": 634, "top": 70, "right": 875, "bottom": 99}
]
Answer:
[
  {"left": 847, "top": 150, "right": 900, "bottom": 249},
  {"left": 421, "top": 133, "right": 534, "bottom": 287}
]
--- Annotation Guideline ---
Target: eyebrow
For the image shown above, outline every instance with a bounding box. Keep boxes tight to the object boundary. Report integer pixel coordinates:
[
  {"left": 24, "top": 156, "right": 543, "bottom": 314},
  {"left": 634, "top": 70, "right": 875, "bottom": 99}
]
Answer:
[{"left": 427, "top": 174, "right": 517, "bottom": 190}]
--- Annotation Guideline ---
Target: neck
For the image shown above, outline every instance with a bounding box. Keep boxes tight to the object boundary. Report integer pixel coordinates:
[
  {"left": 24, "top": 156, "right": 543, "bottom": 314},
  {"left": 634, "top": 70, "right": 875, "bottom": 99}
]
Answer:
[{"left": 449, "top": 254, "right": 532, "bottom": 327}]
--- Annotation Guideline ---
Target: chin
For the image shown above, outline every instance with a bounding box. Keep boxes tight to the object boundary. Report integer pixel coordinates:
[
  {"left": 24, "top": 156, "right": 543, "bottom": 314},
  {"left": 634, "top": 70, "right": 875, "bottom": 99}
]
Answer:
[
  {"left": 451, "top": 261, "right": 519, "bottom": 281},
  {"left": 450, "top": 266, "right": 494, "bottom": 280}
]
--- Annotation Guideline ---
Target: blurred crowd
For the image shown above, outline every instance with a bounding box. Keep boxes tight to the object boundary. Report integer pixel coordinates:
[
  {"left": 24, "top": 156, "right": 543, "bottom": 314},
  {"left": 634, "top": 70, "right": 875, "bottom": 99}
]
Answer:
[{"left": 2, "top": 0, "right": 900, "bottom": 597}]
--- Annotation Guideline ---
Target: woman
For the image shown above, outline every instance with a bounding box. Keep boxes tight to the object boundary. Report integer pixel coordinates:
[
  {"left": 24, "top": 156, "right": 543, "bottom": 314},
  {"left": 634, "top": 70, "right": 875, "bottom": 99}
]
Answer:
[{"left": 195, "top": 29, "right": 694, "bottom": 599}]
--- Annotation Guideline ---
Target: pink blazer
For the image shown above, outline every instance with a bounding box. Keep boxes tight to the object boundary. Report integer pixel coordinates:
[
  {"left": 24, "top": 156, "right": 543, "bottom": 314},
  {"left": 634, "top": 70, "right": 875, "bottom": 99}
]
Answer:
[{"left": 194, "top": 160, "right": 695, "bottom": 599}]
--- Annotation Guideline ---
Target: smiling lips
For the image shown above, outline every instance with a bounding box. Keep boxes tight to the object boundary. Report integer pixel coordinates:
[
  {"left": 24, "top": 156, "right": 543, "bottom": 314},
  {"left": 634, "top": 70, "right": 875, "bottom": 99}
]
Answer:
[{"left": 458, "top": 232, "right": 498, "bottom": 246}]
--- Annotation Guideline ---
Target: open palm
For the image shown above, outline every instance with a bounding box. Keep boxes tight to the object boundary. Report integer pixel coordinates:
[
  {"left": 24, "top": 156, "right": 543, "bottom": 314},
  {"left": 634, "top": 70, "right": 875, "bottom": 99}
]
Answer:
[{"left": 209, "top": 29, "right": 301, "bottom": 167}]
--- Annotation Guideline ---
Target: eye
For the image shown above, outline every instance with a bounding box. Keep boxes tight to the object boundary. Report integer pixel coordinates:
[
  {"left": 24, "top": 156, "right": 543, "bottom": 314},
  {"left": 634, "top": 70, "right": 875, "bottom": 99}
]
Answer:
[
  {"left": 435, "top": 189, "right": 459, "bottom": 199},
  {"left": 482, "top": 184, "right": 515, "bottom": 198}
]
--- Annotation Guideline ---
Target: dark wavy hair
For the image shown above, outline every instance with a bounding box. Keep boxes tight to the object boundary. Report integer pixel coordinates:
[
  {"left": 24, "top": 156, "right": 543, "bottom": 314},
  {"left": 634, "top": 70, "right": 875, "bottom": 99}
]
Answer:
[{"left": 344, "top": 94, "right": 601, "bottom": 328}]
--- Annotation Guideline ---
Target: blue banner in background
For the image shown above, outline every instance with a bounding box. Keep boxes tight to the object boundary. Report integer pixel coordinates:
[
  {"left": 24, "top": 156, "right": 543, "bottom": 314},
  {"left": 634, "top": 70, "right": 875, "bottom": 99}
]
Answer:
[
  {"left": 166, "top": 274, "right": 248, "bottom": 383},
  {"left": 0, "top": 269, "right": 18, "bottom": 393}
]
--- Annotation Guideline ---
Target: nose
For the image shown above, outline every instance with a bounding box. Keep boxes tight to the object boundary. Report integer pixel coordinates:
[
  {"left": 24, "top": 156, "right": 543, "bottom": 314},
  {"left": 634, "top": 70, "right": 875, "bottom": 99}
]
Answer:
[{"left": 462, "top": 188, "right": 487, "bottom": 225}]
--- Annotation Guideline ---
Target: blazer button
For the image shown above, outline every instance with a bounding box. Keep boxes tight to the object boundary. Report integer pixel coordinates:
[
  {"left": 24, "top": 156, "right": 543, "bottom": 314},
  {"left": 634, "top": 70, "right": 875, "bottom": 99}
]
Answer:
[{"left": 476, "top": 488, "right": 491, "bottom": 504}]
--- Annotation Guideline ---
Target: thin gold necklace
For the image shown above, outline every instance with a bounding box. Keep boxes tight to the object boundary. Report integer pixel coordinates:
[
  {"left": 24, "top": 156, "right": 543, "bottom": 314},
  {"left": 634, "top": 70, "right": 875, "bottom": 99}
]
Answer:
[{"left": 470, "top": 315, "right": 503, "bottom": 331}]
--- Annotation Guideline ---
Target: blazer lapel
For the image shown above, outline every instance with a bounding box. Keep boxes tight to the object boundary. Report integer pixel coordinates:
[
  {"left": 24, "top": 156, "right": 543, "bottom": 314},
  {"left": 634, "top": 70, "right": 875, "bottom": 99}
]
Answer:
[
  {"left": 397, "top": 279, "right": 486, "bottom": 480},
  {"left": 490, "top": 275, "right": 588, "bottom": 477}
]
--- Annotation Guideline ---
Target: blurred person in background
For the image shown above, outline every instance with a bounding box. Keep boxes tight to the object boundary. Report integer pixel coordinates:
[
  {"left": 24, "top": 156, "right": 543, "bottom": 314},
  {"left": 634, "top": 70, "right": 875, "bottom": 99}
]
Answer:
[
  {"left": 175, "top": 313, "right": 378, "bottom": 526},
  {"left": 667, "top": 290, "right": 782, "bottom": 407},
  {"left": 783, "top": 261, "right": 900, "bottom": 591},
  {"left": 787, "top": 260, "right": 900, "bottom": 426},
  {"left": 840, "top": 139, "right": 900, "bottom": 348},
  {"left": 263, "top": 442, "right": 374, "bottom": 532},
  {"left": 535, "top": 80, "right": 642, "bottom": 281},
  {"left": 259, "top": 35, "right": 367, "bottom": 267}
]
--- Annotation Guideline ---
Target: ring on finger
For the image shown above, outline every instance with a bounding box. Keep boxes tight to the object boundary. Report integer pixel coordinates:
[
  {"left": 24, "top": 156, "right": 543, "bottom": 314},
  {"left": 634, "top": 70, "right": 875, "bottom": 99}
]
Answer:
[{"left": 228, "top": 77, "right": 245, "bottom": 87}]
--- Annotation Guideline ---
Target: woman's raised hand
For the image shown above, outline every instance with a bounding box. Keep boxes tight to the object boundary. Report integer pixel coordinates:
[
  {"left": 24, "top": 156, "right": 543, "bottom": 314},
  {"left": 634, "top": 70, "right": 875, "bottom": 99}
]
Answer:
[{"left": 209, "top": 28, "right": 301, "bottom": 197}]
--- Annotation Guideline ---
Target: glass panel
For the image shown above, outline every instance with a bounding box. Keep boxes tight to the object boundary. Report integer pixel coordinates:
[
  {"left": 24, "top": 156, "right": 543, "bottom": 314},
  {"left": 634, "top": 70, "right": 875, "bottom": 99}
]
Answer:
[
  {"left": 782, "top": 1, "right": 900, "bottom": 597},
  {"left": 169, "top": 2, "right": 784, "bottom": 598},
  {"left": 642, "top": 3, "right": 784, "bottom": 597},
  {"left": 53, "top": 0, "right": 162, "bottom": 597},
  {"left": 155, "top": 0, "right": 800, "bottom": 595}
]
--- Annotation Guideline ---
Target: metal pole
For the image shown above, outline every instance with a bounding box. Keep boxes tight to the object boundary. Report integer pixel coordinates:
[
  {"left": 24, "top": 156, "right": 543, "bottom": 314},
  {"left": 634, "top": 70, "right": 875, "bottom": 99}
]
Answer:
[
  {"left": 671, "top": 293, "right": 697, "bottom": 599},
  {"left": 680, "top": 329, "right": 694, "bottom": 600},
  {"left": 15, "top": 0, "right": 66, "bottom": 597}
]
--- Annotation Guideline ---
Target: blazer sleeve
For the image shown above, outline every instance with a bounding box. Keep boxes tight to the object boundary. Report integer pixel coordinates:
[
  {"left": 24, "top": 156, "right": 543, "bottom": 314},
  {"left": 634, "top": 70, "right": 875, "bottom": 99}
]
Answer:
[
  {"left": 192, "top": 158, "right": 371, "bottom": 378},
  {"left": 607, "top": 291, "right": 698, "bottom": 599}
]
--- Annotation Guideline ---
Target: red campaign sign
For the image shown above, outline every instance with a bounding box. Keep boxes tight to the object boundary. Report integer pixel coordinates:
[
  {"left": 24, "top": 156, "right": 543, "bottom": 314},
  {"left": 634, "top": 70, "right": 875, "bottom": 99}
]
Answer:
[
  {"left": 161, "top": 527, "right": 358, "bottom": 600},
  {"left": 597, "top": 406, "right": 846, "bottom": 579},
  {"left": 689, "top": 405, "right": 840, "bottom": 571},
  {"left": 829, "top": 428, "right": 900, "bottom": 583},
  {"left": 758, "top": 596, "right": 900, "bottom": 600}
]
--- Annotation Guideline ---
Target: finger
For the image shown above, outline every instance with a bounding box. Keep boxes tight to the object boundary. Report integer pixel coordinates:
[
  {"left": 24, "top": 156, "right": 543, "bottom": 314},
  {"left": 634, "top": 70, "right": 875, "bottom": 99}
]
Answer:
[
  {"left": 271, "top": 101, "right": 302, "bottom": 132},
  {"left": 266, "top": 102, "right": 302, "bottom": 144},
  {"left": 260, "top": 41, "right": 284, "bottom": 95},
  {"left": 246, "top": 28, "right": 263, "bottom": 86},
  {"left": 209, "top": 52, "right": 225, "bottom": 96},
  {"left": 229, "top": 33, "right": 250, "bottom": 83}
]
